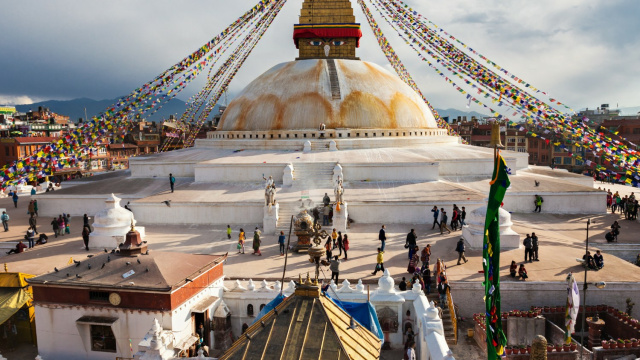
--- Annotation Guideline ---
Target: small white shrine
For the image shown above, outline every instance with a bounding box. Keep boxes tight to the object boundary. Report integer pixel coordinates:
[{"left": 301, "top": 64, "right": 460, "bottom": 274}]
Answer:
[
  {"left": 89, "top": 193, "right": 146, "bottom": 249},
  {"left": 462, "top": 205, "right": 520, "bottom": 250}
]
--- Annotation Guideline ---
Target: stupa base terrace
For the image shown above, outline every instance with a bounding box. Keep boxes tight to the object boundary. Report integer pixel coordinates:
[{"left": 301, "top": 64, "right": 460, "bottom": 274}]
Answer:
[{"left": 34, "top": 135, "right": 605, "bottom": 227}]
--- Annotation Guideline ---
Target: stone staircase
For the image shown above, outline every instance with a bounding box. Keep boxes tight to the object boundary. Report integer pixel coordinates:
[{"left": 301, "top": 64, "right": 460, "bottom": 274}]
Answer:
[
  {"left": 292, "top": 162, "right": 336, "bottom": 189},
  {"left": 326, "top": 59, "right": 342, "bottom": 100},
  {"left": 426, "top": 288, "right": 457, "bottom": 345},
  {"left": 276, "top": 202, "right": 302, "bottom": 233}
]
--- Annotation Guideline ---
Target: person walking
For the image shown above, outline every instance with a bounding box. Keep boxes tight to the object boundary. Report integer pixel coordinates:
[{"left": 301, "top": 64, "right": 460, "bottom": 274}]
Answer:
[
  {"left": 12, "top": 191, "right": 18, "bottom": 208},
  {"left": 325, "top": 238, "right": 333, "bottom": 261},
  {"left": 278, "top": 231, "right": 286, "bottom": 256},
  {"left": 26, "top": 228, "right": 35, "bottom": 249},
  {"left": 169, "top": 173, "right": 176, "bottom": 193},
  {"left": 331, "top": 228, "right": 338, "bottom": 248},
  {"left": 407, "top": 246, "right": 419, "bottom": 274},
  {"left": 438, "top": 279, "right": 450, "bottom": 308},
  {"left": 405, "top": 229, "right": 417, "bottom": 259},
  {"left": 337, "top": 231, "right": 343, "bottom": 257},
  {"left": 323, "top": 205, "right": 330, "bottom": 226},
  {"left": 1, "top": 211, "right": 9, "bottom": 231},
  {"left": 378, "top": 225, "right": 386, "bottom": 252},
  {"left": 33, "top": 199, "right": 39, "bottom": 217},
  {"left": 252, "top": 227, "right": 262, "bottom": 256},
  {"left": 237, "top": 228, "right": 245, "bottom": 254},
  {"left": 531, "top": 232, "right": 539, "bottom": 261},
  {"left": 455, "top": 238, "right": 468, "bottom": 265},
  {"left": 440, "top": 211, "right": 452, "bottom": 234},
  {"left": 430, "top": 206, "right": 440, "bottom": 230},
  {"left": 57, "top": 215, "right": 65, "bottom": 237},
  {"left": 330, "top": 256, "right": 341, "bottom": 283},
  {"left": 533, "top": 195, "right": 543, "bottom": 213},
  {"left": 421, "top": 244, "right": 431, "bottom": 268},
  {"left": 451, "top": 207, "right": 459, "bottom": 231},
  {"left": 342, "top": 234, "right": 349, "bottom": 260},
  {"left": 460, "top": 206, "right": 467, "bottom": 227},
  {"left": 82, "top": 225, "right": 91, "bottom": 251},
  {"left": 523, "top": 234, "right": 533, "bottom": 262},
  {"left": 28, "top": 214, "right": 38, "bottom": 234},
  {"left": 51, "top": 217, "right": 60, "bottom": 238},
  {"left": 372, "top": 248, "right": 384, "bottom": 275},
  {"left": 226, "top": 225, "right": 232, "bottom": 239},
  {"left": 28, "top": 200, "right": 35, "bottom": 217}
]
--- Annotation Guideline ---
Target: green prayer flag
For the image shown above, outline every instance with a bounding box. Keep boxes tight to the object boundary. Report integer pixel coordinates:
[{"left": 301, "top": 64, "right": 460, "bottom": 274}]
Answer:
[{"left": 483, "top": 153, "right": 510, "bottom": 358}]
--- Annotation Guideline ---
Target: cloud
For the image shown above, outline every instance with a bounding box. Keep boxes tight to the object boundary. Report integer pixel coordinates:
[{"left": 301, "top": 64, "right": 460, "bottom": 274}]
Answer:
[{"left": 0, "top": 95, "right": 40, "bottom": 106}]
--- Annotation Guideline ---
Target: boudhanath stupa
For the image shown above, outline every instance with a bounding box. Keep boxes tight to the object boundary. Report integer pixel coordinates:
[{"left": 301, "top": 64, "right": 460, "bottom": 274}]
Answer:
[{"left": 35, "top": 0, "right": 603, "bottom": 234}]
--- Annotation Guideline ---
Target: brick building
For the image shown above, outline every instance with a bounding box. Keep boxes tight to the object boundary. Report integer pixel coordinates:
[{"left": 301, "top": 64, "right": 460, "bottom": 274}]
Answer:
[{"left": 0, "top": 136, "right": 56, "bottom": 167}]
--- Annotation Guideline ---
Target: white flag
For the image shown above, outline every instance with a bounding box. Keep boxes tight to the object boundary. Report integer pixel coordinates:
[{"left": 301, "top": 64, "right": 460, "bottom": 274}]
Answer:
[{"left": 565, "top": 273, "right": 580, "bottom": 343}]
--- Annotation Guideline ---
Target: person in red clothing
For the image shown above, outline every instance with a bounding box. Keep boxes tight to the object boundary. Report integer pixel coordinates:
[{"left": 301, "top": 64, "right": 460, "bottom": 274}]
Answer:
[
  {"left": 6, "top": 241, "right": 27, "bottom": 255},
  {"left": 518, "top": 264, "right": 528, "bottom": 280}
]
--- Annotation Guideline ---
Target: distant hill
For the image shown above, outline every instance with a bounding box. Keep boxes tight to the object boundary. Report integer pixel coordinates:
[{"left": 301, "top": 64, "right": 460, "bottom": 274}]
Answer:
[
  {"left": 435, "top": 108, "right": 488, "bottom": 121},
  {"left": 14, "top": 97, "right": 191, "bottom": 122},
  {"left": 14, "top": 97, "right": 487, "bottom": 124}
]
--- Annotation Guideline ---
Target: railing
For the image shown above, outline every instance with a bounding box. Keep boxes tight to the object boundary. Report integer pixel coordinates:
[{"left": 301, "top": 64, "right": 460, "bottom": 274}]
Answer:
[{"left": 446, "top": 287, "right": 458, "bottom": 345}]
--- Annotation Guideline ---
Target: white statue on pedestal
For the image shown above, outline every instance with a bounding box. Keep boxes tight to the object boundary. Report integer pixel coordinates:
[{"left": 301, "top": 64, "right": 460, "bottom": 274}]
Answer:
[
  {"left": 334, "top": 177, "right": 344, "bottom": 205},
  {"left": 265, "top": 184, "right": 276, "bottom": 206},
  {"left": 263, "top": 175, "right": 274, "bottom": 188},
  {"left": 89, "top": 194, "right": 145, "bottom": 250}
]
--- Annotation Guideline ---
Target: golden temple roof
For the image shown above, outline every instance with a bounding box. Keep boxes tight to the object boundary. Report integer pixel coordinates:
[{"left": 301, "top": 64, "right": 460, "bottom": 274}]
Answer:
[{"left": 219, "top": 292, "right": 382, "bottom": 360}]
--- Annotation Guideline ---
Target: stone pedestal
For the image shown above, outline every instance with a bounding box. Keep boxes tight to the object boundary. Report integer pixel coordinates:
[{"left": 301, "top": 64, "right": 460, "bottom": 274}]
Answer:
[
  {"left": 263, "top": 203, "right": 279, "bottom": 235},
  {"left": 332, "top": 202, "right": 348, "bottom": 233},
  {"left": 332, "top": 163, "right": 343, "bottom": 184},
  {"left": 462, "top": 205, "right": 520, "bottom": 250},
  {"left": 303, "top": 141, "right": 311, "bottom": 153},
  {"left": 329, "top": 140, "right": 337, "bottom": 151},
  {"left": 586, "top": 317, "right": 605, "bottom": 349},
  {"left": 283, "top": 164, "right": 293, "bottom": 187}
]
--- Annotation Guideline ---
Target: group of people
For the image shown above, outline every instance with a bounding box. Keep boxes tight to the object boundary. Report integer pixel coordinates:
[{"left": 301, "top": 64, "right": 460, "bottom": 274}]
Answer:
[
  {"left": 430, "top": 205, "right": 466, "bottom": 234},
  {"left": 582, "top": 250, "right": 604, "bottom": 270},
  {"left": 324, "top": 229, "right": 351, "bottom": 283},
  {"left": 509, "top": 261, "right": 528, "bottom": 280},
  {"left": 522, "top": 233, "right": 540, "bottom": 262},
  {"left": 235, "top": 227, "right": 264, "bottom": 256},
  {"left": 606, "top": 190, "right": 638, "bottom": 219}
]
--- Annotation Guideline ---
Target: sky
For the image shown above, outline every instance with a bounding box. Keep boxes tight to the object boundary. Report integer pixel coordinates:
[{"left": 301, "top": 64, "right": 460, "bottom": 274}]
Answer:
[{"left": 1, "top": 0, "right": 639, "bottom": 114}]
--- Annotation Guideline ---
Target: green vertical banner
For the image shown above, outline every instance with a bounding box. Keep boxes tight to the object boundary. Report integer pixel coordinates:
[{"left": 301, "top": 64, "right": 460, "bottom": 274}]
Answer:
[{"left": 483, "top": 153, "right": 510, "bottom": 358}]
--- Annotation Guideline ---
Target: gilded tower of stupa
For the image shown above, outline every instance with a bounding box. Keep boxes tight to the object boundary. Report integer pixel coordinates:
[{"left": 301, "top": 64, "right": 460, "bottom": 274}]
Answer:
[{"left": 293, "top": 0, "right": 362, "bottom": 60}]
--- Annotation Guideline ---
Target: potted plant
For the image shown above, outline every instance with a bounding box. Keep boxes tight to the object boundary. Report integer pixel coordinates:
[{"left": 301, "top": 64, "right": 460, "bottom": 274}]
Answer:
[
  {"left": 631, "top": 338, "right": 638, "bottom": 347},
  {"left": 519, "top": 345, "right": 527, "bottom": 354},
  {"left": 597, "top": 304, "right": 605, "bottom": 312},
  {"left": 618, "top": 339, "right": 625, "bottom": 348},
  {"left": 602, "top": 340, "right": 610, "bottom": 349},
  {"left": 505, "top": 346, "right": 513, "bottom": 355},
  {"left": 570, "top": 342, "right": 577, "bottom": 351},
  {"left": 526, "top": 344, "right": 532, "bottom": 354},
  {"left": 607, "top": 306, "right": 615, "bottom": 314},
  {"left": 563, "top": 343, "right": 571, "bottom": 352},
  {"left": 547, "top": 344, "right": 554, "bottom": 352},
  {"left": 555, "top": 343, "right": 562, "bottom": 352},
  {"left": 544, "top": 306, "right": 550, "bottom": 312},
  {"left": 625, "top": 339, "right": 632, "bottom": 348},
  {"left": 528, "top": 311, "right": 534, "bottom": 318},
  {"left": 609, "top": 339, "right": 617, "bottom": 349}
]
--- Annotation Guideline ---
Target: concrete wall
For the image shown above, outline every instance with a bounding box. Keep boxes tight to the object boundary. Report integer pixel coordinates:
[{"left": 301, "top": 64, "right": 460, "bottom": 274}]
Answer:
[
  {"left": 503, "top": 192, "right": 606, "bottom": 214},
  {"left": 450, "top": 281, "right": 640, "bottom": 320},
  {"left": 342, "top": 162, "right": 439, "bottom": 182},
  {"left": 33, "top": 194, "right": 130, "bottom": 217},
  {"left": 195, "top": 164, "right": 286, "bottom": 183},
  {"left": 129, "top": 161, "right": 198, "bottom": 178},
  {"left": 348, "top": 202, "right": 483, "bottom": 224},
  {"left": 131, "top": 202, "right": 263, "bottom": 225}
]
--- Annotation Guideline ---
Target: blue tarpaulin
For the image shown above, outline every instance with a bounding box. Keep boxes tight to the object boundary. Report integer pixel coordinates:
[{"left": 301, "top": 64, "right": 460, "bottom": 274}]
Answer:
[
  {"left": 326, "top": 294, "right": 384, "bottom": 342},
  {"left": 251, "top": 293, "right": 287, "bottom": 325}
]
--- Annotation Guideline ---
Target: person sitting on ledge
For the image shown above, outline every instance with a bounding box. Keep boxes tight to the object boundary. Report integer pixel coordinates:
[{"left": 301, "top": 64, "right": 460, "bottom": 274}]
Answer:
[
  {"left": 610, "top": 221, "right": 621, "bottom": 240},
  {"left": 36, "top": 233, "right": 48, "bottom": 245},
  {"left": 582, "top": 251, "right": 597, "bottom": 270},
  {"left": 605, "top": 230, "right": 616, "bottom": 243},
  {"left": 593, "top": 250, "right": 604, "bottom": 270},
  {"left": 509, "top": 260, "right": 518, "bottom": 277},
  {"left": 6, "top": 240, "right": 27, "bottom": 255},
  {"left": 518, "top": 264, "right": 528, "bottom": 280}
]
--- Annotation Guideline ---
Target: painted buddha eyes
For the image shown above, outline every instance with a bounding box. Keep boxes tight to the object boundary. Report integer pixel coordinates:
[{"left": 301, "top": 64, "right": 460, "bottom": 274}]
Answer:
[{"left": 308, "top": 40, "right": 346, "bottom": 46}]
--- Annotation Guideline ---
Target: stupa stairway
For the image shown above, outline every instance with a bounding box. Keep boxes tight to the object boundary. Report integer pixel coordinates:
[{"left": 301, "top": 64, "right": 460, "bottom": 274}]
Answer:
[
  {"left": 276, "top": 202, "right": 301, "bottom": 233},
  {"left": 291, "top": 162, "right": 336, "bottom": 189},
  {"left": 426, "top": 289, "right": 457, "bottom": 345}
]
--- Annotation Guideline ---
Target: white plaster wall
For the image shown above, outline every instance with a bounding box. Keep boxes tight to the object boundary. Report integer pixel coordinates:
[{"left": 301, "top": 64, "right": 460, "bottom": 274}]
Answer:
[
  {"left": 32, "top": 195, "right": 131, "bottom": 217},
  {"left": 347, "top": 202, "right": 483, "bottom": 224},
  {"left": 438, "top": 158, "right": 496, "bottom": 177},
  {"left": 502, "top": 192, "right": 606, "bottom": 214},
  {"left": 449, "top": 281, "right": 640, "bottom": 319},
  {"left": 195, "top": 164, "right": 286, "bottom": 183},
  {"left": 34, "top": 305, "right": 169, "bottom": 360},
  {"left": 223, "top": 289, "right": 283, "bottom": 337},
  {"left": 131, "top": 202, "right": 263, "bottom": 225},
  {"left": 342, "top": 163, "right": 439, "bottom": 182},
  {"left": 129, "top": 161, "right": 197, "bottom": 178}
]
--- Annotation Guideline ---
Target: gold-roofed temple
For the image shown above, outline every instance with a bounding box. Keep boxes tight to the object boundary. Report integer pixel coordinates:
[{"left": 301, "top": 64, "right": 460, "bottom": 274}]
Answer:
[{"left": 293, "top": 0, "right": 362, "bottom": 59}]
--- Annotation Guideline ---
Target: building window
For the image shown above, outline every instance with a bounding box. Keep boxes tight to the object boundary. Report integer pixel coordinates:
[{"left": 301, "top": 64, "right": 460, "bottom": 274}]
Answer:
[
  {"left": 541, "top": 155, "right": 547, "bottom": 162},
  {"left": 89, "top": 291, "right": 110, "bottom": 302},
  {"left": 575, "top": 160, "right": 583, "bottom": 166},
  {"left": 247, "top": 304, "right": 254, "bottom": 317},
  {"left": 563, "top": 157, "right": 572, "bottom": 165},
  {"left": 554, "top": 157, "right": 561, "bottom": 165},
  {"left": 633, "top": 128, "right": 640, "bottom": 134},
  {"left": 508, "top": 138, "right": 515, "bottom": 143},
  {"left": 517, "top": 148, "right": 527, "bottom": 153},
  {"left": 507, "top": 147, "right": 515, "bottom": 151},
  {"left": 260, "top": 304, "right": 266, "bottom": 311},
  {"left": 90, "top": 325, "right": 117, "bottom": 352},
  {"left": 518, "top": 138, "right": 526, "bottom": 143},
  {"left": 98, "top": 147, "right": 106, "bottom": 155}
]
